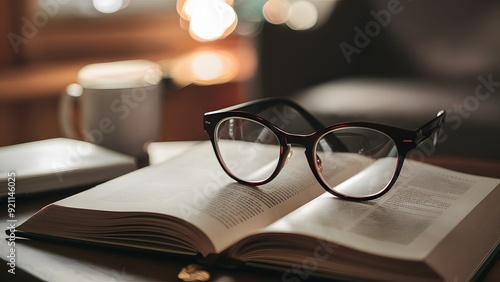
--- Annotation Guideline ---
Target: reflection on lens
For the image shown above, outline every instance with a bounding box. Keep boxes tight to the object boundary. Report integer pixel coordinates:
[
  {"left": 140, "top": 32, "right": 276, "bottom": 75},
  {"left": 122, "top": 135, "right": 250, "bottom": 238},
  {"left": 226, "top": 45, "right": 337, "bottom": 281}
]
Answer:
[
  {"left": 216, "top": 117, "right": 280, "bottom": 183},
  {"left": 315, "top": 127, "right": 398, "bottom": 198}
]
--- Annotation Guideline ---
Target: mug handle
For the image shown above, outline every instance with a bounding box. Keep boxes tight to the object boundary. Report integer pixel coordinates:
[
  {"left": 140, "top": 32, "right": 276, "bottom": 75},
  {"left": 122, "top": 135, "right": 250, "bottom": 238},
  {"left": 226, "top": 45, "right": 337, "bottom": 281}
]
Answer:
[{"left": 58, "top": 83, "right": 83, "bottom": 140}]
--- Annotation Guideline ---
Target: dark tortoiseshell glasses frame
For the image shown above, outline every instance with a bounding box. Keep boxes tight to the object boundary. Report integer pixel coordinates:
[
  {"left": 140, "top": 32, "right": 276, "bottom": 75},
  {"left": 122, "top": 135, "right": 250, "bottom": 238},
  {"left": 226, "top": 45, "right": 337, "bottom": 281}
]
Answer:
[{"left": 204, "top": 98, "right": 446, "bottom": 201}]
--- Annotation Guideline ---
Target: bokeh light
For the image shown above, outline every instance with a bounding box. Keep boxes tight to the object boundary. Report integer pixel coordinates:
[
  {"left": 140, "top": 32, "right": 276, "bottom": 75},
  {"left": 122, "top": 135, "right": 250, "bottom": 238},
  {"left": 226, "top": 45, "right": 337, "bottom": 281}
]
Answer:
[
  {"left": 177, "top": 0, "right": 238, "bottom": 42},
  {"left": 191, "top": 52, "right": 225, "bottom": 81},
  {"left": 176, "top": 0, "right": 335, "bottom": 39},
  {"left": 166, "top": 45, "right": 260, "bottom": 87},
  {"left": 263, "top": 0, "right": 290, "bottom": 25},
  {"left": 92, "top": 0, "right": 129, "bottom": 14},
  {"left": 286, "top": 1, "right": 318, "bottom": 30}
]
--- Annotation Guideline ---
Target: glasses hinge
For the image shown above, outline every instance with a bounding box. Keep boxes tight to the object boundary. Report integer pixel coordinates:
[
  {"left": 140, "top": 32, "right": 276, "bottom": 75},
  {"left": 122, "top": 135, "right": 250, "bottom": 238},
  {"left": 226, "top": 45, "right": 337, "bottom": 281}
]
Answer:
[{"left": 416, "top": 130, "right": 425, "bottom": 144}]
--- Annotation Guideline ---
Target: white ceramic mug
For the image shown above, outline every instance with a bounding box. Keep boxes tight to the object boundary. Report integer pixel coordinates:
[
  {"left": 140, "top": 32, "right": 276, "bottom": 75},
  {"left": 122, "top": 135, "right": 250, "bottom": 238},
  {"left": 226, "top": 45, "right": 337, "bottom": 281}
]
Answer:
[{"left": 59, "top": 60, "right": 163, "bottom": 159}]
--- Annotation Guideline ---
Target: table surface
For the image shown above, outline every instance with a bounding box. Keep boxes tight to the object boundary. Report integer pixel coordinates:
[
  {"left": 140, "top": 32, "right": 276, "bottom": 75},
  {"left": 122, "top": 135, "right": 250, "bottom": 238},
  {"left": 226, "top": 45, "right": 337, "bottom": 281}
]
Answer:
[{"left": 1, "top": 142, "right": 499, "bottom": 282}]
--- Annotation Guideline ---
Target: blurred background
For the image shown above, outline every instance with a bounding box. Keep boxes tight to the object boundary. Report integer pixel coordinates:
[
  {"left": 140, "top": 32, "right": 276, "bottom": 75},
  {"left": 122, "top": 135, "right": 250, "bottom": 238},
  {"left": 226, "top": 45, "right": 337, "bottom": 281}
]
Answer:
[{"left": 1, "top": 0, "right": 499, "bottom": 160}]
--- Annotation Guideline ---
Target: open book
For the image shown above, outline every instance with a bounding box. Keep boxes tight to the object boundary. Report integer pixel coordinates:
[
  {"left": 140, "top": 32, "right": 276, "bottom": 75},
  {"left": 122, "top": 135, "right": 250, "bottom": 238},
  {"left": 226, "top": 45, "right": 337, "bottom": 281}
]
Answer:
[{"left": 16, "top": 142, "right": 500, "bottom": 281}]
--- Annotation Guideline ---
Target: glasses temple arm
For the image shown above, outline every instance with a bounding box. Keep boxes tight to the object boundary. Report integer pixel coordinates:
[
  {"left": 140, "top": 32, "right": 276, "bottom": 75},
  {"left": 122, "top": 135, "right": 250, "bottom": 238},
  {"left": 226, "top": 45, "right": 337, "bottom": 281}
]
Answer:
[
  {"left": 414, "top": 110, "right": 446, "bottom": 147},
  {"left": 236, "top": 98, "right": 325, "bottom": 129},
  {"left": 238, "top": 98, "right": 349, "bottom": 151}
]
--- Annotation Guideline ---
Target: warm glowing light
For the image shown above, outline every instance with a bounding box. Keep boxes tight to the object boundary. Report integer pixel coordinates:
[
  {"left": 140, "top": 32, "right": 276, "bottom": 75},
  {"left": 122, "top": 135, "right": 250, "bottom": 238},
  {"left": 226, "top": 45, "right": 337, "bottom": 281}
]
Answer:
[
  {"left": 286, "top": 1, "right": 318, "bottom": 30},
  {"left": 181, "top": 0, "right": 198, "bottom": 20},
  {"left": 263, "top": 0, "right": 290, "bottom": 25},
  {"left": 177, "top": 0, "right": 237, "bottom": 41},
  {"left": 169, "top": 48, "right": 245, "bottom": 86},
  {"left": 92, "top": 0, "right": 128, "bottom": 14},
  {"left": 190, "top": 0, "right": 237, "bottom": 41},
  {"left": 191, "top": 52, "right": 225, "bottom": 81},
  {"left": 176, "top": 0, "right": 187, "bottom": 19}
]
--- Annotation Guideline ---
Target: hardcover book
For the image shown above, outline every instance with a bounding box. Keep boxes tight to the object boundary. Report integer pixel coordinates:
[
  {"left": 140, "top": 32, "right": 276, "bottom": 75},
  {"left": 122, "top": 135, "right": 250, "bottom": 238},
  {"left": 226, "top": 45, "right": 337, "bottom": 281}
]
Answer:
[{"left": 0, "top": 138, "right": 137, "bottom": 197}]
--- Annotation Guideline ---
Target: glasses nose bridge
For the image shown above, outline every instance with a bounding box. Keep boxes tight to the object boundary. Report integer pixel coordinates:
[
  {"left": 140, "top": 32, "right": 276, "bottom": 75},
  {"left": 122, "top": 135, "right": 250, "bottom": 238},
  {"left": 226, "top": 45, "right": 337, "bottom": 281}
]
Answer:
[
  {"left": 282, "top": 133, "right": 320, "bottom": 179},
  {"left": 283, "top": 133, "right": 315, "bottom": 149}
]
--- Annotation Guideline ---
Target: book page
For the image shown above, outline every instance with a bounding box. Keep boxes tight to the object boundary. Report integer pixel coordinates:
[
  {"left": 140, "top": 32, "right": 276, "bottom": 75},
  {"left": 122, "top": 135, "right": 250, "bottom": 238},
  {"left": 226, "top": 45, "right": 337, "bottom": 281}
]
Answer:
[
  {"left": 262, "top": 159, "right": 500, "bottom": 260},
  {"left": 51, "top": 142, "right": 367, "bottom": 254}
]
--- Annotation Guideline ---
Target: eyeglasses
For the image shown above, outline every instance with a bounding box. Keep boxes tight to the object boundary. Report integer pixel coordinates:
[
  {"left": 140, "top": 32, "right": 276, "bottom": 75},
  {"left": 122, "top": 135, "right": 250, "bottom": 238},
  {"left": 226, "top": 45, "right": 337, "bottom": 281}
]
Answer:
[{"left": 204, "top": 98, "right": 446, "bottom": 201}]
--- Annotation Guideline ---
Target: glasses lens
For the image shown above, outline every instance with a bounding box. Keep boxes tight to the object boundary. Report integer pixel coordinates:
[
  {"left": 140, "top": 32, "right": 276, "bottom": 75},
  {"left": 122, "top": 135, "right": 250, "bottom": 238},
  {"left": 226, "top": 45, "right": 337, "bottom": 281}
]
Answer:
[
  {"left": 215, "top": 117, "right": 281, "bottom": 183},
  {"left": 314, "top": 127, "right": 398, "bottom": 198}
]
